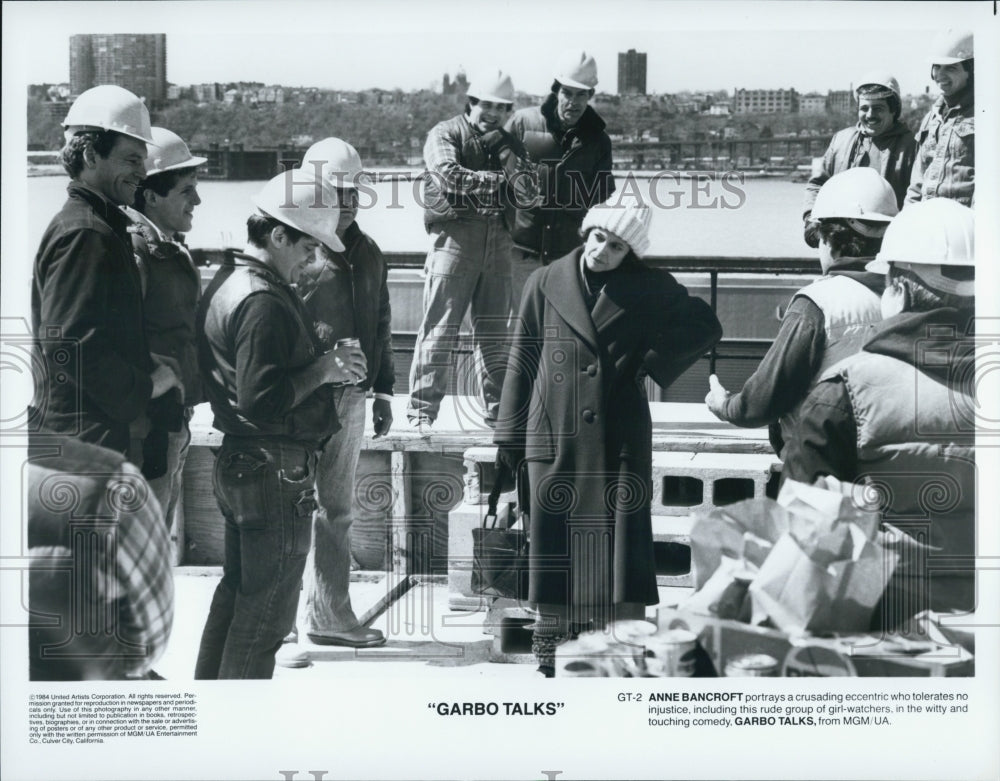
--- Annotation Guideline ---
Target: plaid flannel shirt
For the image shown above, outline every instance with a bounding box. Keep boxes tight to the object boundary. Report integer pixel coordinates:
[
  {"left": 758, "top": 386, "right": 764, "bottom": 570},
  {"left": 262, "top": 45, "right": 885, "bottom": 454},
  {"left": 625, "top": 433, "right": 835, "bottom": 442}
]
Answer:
[
  {"left": 423, "top": 115, "right": 503, "bottom": 199},
  {"left": 114, "top": 461, "right": 174, "bottom": 677}
]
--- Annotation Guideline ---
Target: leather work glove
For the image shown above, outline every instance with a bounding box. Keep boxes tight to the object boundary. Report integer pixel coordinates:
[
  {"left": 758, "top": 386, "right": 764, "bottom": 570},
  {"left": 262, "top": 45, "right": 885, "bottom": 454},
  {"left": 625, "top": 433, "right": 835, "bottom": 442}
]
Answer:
[
  {"left": 372, "top": 398, "right": 393, "bottom": 439},
  {"left": 803, "top": 214, "right": 821, "bottom": 249},
  {"left": 478, "top": 129, "right": 528, "bottom": 161}
]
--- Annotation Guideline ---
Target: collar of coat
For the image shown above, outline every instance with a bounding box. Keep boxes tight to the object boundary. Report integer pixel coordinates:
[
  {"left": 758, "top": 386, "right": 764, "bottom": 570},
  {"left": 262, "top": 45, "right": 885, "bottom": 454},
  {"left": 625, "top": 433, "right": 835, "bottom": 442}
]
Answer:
[
  {"left": 538, "top": 248, "right": 643, "bottom": 353},
  {"left": 540, "top": 93, "right": 607, "bottom": 143},
  {"left": 67, "top": 181, "right": 132, "bottom": 235},
  {"left": 935, "top": 86, "right": 973, "bottom": 115}
]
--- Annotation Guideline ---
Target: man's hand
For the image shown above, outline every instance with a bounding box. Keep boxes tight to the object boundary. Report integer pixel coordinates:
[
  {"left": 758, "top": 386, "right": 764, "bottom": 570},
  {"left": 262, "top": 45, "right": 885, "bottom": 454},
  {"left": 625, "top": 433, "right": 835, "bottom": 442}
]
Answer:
[
  {"left": 478, "top": 129, "right": 527, "bottom": 159},
  {"left": 372, "top": 398, "right": 393, "bottom": 438},
  {"left": 313, "top": 320, "right": 334, "bottom": 347},
  {"left": 319, "top": 344, "right": 367, "bottom": 386},
  {"left": 704, "top": 374, "right": 731, "bottom": 419}
]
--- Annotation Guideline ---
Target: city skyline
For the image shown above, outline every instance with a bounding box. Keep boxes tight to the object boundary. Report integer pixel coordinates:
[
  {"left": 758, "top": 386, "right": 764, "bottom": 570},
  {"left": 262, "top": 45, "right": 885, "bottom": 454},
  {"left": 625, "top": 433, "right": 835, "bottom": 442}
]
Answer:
[{"left": 5, "top": 2, "right": 986, "bottom": 98}]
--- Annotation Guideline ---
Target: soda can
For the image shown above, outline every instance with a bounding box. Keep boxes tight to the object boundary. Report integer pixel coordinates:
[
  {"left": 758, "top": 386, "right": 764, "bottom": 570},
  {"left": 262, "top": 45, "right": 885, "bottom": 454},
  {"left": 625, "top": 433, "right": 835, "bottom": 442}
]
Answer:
[
  {"left": 608, "top": 620, "right": 658, "bottom": 676},
  {"left": 724, "top": 653, "right": 779, "bottom": 677},
  {"left": 333, "top": 337, "right": 362, "bottom": 385},
  {"left": 643, "top": 629, "right": 699, "bottom": 677}
]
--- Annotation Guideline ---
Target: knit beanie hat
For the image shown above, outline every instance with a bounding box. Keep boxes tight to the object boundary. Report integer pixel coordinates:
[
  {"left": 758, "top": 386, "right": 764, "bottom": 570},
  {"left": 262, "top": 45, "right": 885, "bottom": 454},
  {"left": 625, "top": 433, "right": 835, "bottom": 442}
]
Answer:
[{"left": 580, "top": 195, "right": 652, "bottom": 257}]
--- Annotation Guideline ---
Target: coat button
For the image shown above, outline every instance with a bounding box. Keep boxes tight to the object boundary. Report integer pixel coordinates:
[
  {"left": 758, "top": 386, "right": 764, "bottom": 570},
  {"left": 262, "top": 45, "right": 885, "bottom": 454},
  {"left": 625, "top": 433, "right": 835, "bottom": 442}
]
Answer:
[
  {"left": 582, "top": 409, "right": 595, "bottom": 423},
  {"left": 586, "top": 364, "right": 598, "bottom": 377}
]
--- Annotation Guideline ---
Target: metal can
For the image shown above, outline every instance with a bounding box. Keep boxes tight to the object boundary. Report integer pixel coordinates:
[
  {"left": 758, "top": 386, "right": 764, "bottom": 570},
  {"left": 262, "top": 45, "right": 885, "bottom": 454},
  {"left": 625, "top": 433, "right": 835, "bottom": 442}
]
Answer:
[
  {"left": 333, "top": 338, "right": 362, "bottom": 385},
  {"left": 642, "top": 629, "right": 699, "bottom": 677},
  {"left": 724, "top": 653, "right": 779, "bottom": 677},
  {"left": 555, "top": 634, "right": 612, "bottom": 677},
  {"left": 608, "top": 620, "right": 658, "bottom": 677}
]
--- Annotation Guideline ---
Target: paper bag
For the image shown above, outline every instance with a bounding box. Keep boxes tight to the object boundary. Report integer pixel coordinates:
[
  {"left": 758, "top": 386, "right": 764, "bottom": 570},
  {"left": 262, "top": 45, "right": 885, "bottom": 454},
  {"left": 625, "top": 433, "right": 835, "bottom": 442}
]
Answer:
[
  {"left": 689, "top": 498, "right": 791, "bottom": 589},
  {"left": 681, "top": 556, "right": 755, "bottom": 621},
  {"left": 749, "top": 488, "right": 899, "bottom": 633}
]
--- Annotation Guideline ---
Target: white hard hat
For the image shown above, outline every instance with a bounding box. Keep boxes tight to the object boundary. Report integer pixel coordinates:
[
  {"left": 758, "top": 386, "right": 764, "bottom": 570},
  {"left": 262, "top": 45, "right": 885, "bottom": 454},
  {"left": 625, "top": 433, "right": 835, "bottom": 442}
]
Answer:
[
  {"left": 812, "top": 168, "right": 899, "bottom": 232},
  {"left": 553, "top": 50, "right": 598, "bottom": 90},
  {"left": 252, "top": 169, "right": 345, "bottom": 252},
  {"left": 144, "top": 127, "right": 207, "bottom": 176},
  {"left": 466, "top": 70, "right": 515, "bottom": 104},
  {"left": 867, "top": 199, "right": 974, "bottom": 296},
  {"left": 929, "top": 29, "right": 973, "bottom": 65},
  {"left": 62, "top": 84, "right": 155, "bottom": 144},
  {"left": 300, "top": 137, "right": 368, "bottom": 189},
  {"left": 855, "top": 71, "right": 900, "bottom": 101}
]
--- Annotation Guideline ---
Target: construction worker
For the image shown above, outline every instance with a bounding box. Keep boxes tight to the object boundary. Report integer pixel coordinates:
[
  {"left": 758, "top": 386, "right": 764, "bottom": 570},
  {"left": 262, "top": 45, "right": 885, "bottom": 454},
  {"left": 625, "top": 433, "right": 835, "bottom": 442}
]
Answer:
[
  {"left": 194, "top": 170, "right": 367, "bottom": 679},
  {"left": 31, "top": 85, "right": 180, "bottom": 456},
  {"left": 408, "top": 69, "right": 526, "bottom": 430},
  {"left": 122, "top": 128, "right": 206, "bottom": 547},
  {"left": 782, "top": 199, "right": 976, "bottom": 623},
  {"left": 706, "top": 168, "right": 897, "bottom": 455},
  {"left": 505, "top": 50, "right": 615, "bottom": 306},
  {"left": 294, "top": 138, "right": 393, "bottom": 652},
  {"left": 905, "top": 29, "right": 974, "bottom": 206},
  {"left": 802, "top": 72, "right": 916, "bottom": 247}
]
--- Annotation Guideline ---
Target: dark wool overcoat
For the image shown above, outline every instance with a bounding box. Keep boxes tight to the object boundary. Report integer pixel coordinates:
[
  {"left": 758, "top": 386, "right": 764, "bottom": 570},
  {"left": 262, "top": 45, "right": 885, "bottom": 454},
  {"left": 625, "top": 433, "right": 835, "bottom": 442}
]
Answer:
[{"left": 494, "top": 249, "right": 722, "bottom": 618}]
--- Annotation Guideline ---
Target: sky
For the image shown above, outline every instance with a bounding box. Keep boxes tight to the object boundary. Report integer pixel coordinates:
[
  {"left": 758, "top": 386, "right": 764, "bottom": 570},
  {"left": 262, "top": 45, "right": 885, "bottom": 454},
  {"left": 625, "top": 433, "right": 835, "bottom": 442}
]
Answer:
[{"left": 3, "top": 0, "right": 992, "bottom": 96}]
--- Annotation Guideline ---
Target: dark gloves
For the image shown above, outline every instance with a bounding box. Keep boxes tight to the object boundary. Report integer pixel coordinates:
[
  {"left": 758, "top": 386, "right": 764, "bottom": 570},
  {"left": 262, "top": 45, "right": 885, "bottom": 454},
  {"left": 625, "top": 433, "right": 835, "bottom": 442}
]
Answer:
[
  {"left": 478, "top": 129, "right": 528, "bottom": 161},
  {"left": 803, "top": 214, "right": 821, "bottom": 249},
  {"left": 494, "top": 448, "right": 521, "bottom": 493}
]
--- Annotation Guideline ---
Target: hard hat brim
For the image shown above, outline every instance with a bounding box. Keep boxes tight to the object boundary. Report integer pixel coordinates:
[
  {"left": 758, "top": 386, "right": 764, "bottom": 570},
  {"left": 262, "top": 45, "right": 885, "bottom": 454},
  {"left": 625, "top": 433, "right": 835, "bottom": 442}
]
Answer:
[
  {"left": 554, "top": 76, "right": 596, "bottom": 91},
  {"left": 467, "top": 92, "right": 514, "bottom": 106},
  {"left": 64, "top": 125, "right": 157, "bottom": 145},
  {"left": 929, "top": 55, "right": 973, "bottom": 65},
  {"left": 252, "top": 204, "right": 346, "bottom": 254},
  {"left": 145, "top": 155, "right": 208, "bottom": 177}
]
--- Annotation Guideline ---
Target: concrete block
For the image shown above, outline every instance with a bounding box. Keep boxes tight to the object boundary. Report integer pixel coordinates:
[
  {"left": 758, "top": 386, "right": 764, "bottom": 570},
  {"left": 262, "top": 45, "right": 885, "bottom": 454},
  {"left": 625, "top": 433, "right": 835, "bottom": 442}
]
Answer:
[{"left": 652, "top": 451, "right": 780, "bottom": 517}]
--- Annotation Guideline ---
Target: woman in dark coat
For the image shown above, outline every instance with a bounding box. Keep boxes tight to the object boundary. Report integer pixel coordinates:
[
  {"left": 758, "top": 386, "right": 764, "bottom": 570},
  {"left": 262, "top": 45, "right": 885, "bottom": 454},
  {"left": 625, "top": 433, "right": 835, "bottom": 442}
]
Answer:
[{"left": 494, "top": 196, "right": 723, "bottom": 675}]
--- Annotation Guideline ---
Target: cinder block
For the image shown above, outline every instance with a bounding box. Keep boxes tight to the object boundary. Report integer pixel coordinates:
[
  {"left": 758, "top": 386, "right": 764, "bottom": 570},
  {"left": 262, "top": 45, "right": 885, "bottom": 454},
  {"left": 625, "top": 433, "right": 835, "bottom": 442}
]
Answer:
[
  {"left": 652, "top": 451, "right": 780, "bottom": 517},
  {"left": 462, "top": 446, "right": 500, "bottom": 505}
]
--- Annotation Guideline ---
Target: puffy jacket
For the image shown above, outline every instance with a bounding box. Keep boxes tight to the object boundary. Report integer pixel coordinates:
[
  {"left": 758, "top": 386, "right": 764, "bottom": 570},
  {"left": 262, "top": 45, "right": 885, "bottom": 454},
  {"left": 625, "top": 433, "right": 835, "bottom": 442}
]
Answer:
[
  {"left": 776, "top": 273, "right": 882, "bottom": 447},
  {"left": 803, "top": 121, "right": 917, "bottom": 216},
  {"left": 198, "top": 254, "right": 339, "bottom": 445},
  {"left": 905, "top": 90, "right": 974, "bottom": 206},
  {"left": 298, "top": 221, "right": 395, "bottom": 396},
  {"left": 505, "top": 95, "right": 615, "bottom": 262},
  {"left": 31, "top": 183, "right": 153, "bottom": 454}
]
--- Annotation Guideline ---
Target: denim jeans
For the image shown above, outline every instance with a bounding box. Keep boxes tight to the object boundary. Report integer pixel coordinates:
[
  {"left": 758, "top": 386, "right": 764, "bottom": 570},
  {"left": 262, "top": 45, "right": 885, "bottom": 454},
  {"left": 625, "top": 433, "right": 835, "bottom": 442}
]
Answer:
[
  {"left": 194, "top": 435, "right": 317, "bottom": 679},
  {"left": 303, "top": 385, "right": 366, "bottom": 635},
  {"left": 147, "top": 415, "right": 191, "bottom": 558},
  {"left": 407, "top": 215, "right": 512, "bottom": 424}
]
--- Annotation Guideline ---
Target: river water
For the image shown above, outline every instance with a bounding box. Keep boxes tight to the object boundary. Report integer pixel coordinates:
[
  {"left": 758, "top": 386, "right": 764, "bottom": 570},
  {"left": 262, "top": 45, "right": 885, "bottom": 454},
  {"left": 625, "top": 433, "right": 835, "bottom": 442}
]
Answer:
[{"left": 27, "top": 173, "right": 811, "bottom": 258}]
